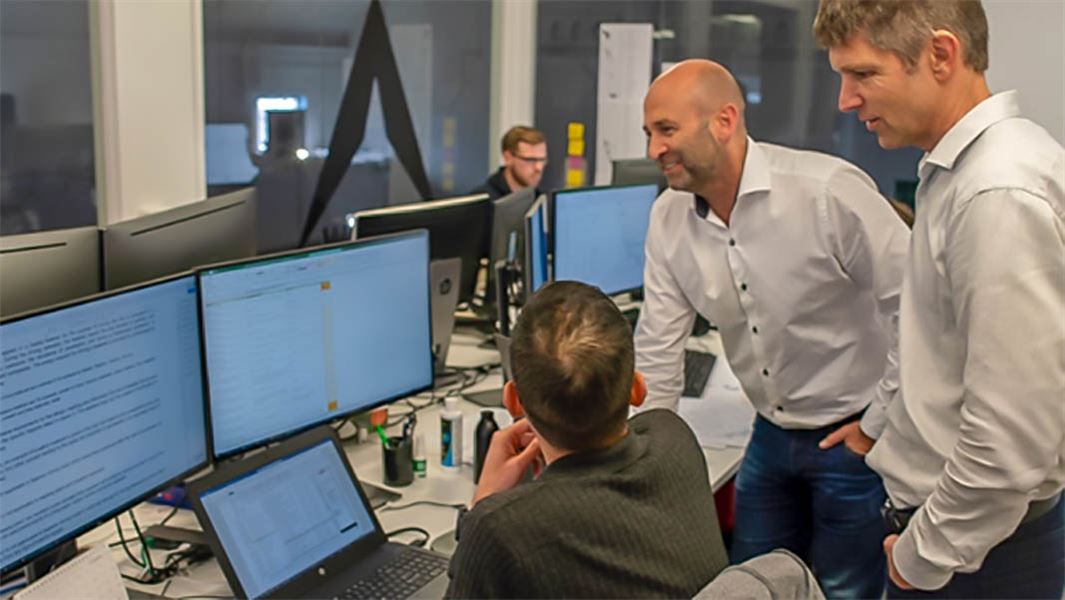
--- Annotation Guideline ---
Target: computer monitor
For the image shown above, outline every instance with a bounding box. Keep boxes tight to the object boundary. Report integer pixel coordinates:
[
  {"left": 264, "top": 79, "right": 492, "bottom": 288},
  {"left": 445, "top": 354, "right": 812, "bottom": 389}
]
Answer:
[
  {"left": 611, "top": 158, "right": 667, "bottom": 192},
  {"left": 198, "top": 230, "right": 434, "bottom": 460},
  {"left": 350, "top": 194, "right": 490, "bottom": 305},
  {"left": 523, "top": 194, "right": 549, "bottom": 297},
  {"left": 0, "top": 273, "right": 208, "bottom": 575},
  {"left": 551, "top": 184, "right": 658, "bottom": 296},
  {"left": 103, "top": 187, "right": 257, "bottom": 290},
  {"left": 486, "top": 188, "right": 538, "bottom": 307},
  {"left": 0, "top": 226, "right": 101, "bottom": 318}
]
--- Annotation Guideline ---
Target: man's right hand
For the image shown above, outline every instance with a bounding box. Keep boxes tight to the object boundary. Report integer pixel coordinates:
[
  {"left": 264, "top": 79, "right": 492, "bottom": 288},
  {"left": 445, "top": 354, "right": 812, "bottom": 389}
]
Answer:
[
  {"left": 818, "top": 421, "right": 875, "bottom": 455},
  {"left": 472, "top": 419, "right": 542, "bottom": 505}
]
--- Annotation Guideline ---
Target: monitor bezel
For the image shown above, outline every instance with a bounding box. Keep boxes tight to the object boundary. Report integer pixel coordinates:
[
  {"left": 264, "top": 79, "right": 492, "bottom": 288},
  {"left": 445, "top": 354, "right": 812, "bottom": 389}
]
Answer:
[
  {"left": 0, "top": 271, "right": 211, "bottom": 576},
  {"left": 196, "top": 230, "right": 435, "bottom": 461},
  {"left": 549, "top": 183, "right": 659, "bottom": 297},
  {"left": 522, "top": 193, "right": 549, "bottom": 298}
]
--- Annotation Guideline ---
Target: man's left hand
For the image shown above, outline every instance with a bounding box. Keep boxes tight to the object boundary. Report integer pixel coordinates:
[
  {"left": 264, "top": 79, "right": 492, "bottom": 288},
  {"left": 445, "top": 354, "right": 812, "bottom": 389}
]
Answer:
[
  {"left": 818, "top": 421, "right": 875, "bottom": 455},
  {"left": 884, "top": 534, "right": 915, "bottom": 590}
]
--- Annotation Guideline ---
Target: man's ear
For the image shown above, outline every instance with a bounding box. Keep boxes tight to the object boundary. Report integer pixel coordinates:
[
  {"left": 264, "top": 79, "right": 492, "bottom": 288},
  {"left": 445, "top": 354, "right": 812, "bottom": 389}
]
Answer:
[
  {"left": 712, "top": 103, "right": 741, "bottom": 143},
  {"left": 928, "top": 30, "right": 961, "bottom": 82},
  {"left": 503, "top": 380, "right": 525, "bottom": 418},
  {"left": 501, "top": 149, "right": 515, "bottom": 168},
  {"left": 630, "top": 371, "right": 647, "bottom": 407}
]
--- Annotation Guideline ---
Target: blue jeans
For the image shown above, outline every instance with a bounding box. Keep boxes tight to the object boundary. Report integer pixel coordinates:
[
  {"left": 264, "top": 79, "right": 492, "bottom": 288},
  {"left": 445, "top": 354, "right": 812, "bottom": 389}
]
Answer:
[
  {"left": 731, "top": 415, "right": 887, "bottom": 599},
  {"left": 886, "top": 498, "right": 1064, "bottom": 599}
]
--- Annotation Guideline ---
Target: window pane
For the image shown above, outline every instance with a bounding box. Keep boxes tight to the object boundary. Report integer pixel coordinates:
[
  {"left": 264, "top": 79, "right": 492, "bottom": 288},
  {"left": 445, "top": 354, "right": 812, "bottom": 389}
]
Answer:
[
  {"left": 203, "top": 0, "right": 491, "bottom": 252},
  {"left": 0, "top": 0, "right": 96, "bottom": 235},
  {"left": 535, "top": 0, "right": 921, "bottom": 202}
]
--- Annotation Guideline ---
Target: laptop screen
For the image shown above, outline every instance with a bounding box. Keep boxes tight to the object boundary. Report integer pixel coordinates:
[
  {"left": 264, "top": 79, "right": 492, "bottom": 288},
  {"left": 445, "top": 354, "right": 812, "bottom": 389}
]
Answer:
[{"left": 198, "top": 439, "right": 375, "bottom": 599}]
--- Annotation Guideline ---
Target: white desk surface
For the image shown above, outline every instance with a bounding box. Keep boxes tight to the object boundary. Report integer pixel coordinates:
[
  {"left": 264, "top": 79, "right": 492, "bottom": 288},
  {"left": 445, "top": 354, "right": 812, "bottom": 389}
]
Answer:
[{"left": 65, "top": 329, "right": 745, "bottom": 598}]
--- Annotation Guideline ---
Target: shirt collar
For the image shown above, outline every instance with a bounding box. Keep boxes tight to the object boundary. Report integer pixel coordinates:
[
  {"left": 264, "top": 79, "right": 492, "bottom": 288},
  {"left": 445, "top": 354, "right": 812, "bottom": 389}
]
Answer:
[
  {"left": 538, "top": 427, "right": 647, "bottom": 482},
  {"left": 919, "top": 90, "right": 1022, "bottom": 177},
  {"left": 691, "top": 136, "right": 771, "bottom": 216},
  {"left": 736, "top": 137, "right": 772, "bottom": 198}
]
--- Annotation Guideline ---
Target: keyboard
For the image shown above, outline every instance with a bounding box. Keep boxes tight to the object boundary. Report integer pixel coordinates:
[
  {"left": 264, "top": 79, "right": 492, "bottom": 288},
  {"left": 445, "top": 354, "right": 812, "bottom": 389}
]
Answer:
[
  {"left": 683, "top": 349, "right": 717, "bottom": 398},
  {"left": 341, "top": 548, "right": 449, "bottom": 599}
]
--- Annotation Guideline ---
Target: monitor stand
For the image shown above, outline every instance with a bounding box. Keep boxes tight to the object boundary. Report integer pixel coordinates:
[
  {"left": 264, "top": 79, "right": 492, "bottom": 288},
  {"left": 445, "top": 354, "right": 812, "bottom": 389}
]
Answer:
[
  {"left": 23, "top": 540, "right": 78, "bottom": 583},
  {"left": 463, "top": 388, "right": 503, "bottom": 407},
  {"left": 361, "top": 481, "right": 401, "bottom": 508},
  {"left": 430, "top": 529, "right": 458, "bottom": 556}
]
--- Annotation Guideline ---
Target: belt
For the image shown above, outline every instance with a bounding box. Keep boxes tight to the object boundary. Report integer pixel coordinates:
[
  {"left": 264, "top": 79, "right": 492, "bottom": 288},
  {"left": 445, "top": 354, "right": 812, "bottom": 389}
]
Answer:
[{"left": 882, "top": 491, "right": 1062, "bottom": 535}]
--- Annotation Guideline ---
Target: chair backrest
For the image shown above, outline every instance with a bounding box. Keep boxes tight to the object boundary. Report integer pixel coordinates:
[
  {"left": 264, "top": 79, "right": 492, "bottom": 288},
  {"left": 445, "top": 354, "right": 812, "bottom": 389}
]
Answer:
[{"left": 693, "top": 549, "right": 825, "bottom": 600}]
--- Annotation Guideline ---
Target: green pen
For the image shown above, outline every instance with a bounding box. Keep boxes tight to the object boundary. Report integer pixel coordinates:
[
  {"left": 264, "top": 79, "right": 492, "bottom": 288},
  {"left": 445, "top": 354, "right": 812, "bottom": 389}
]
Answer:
[{"left": 375, "top": 425, "right": 390, "bottom": 447}]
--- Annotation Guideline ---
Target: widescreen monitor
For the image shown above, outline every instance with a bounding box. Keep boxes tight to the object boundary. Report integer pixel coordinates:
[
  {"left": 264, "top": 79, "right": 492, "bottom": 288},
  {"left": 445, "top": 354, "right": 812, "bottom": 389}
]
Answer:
[
  {"left": 350, "top": 194, "right": 489, "bottom": 305},
  {"left": 611, "top": 158, "right": 667, "bottom": 192},
  {"left": 0, "top": 274, "right": 208, "bottom": 574},
  {"left": 0, "top": 226, "right": 101, "bottom": 318},
  {"left": 551, "top": 184, "right": 658, "bottom": 296},
  {"left": 198, "top": 230, "right": 433, "bottom": 459},
  {"left": 523, "top": 194, "right": 549, "bottom": 297},
  {"left": 104, "top": 187, "right": 257, "bottom": 290}
]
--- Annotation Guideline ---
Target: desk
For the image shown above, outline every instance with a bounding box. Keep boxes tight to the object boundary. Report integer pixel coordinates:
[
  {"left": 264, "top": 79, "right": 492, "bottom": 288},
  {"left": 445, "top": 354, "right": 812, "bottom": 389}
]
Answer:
[{"left": 70, "top": 331, "right": 745, "bottom": 598}]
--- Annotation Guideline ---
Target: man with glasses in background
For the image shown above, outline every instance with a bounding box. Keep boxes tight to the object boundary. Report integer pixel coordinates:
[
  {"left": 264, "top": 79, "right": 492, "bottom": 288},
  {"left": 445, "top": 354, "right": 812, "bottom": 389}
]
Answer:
[{"left": 473, "top": 125, "right": 548, "bottom": 200}]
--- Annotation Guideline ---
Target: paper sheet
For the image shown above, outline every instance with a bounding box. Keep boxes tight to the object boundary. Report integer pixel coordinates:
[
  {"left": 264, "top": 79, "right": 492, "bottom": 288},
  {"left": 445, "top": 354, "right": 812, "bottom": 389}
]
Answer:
[
  {"left": 15, "top": 545, "right": 128, "bottom": 600},
  {"left": 678, "top": 357, "right": 755, "bottom": 449}
]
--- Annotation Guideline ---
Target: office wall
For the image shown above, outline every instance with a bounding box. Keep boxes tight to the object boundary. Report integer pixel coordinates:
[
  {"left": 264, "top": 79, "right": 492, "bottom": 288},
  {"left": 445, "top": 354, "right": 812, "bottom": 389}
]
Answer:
[{"left": 985, "top": 0, "right": 1065, "bottom": 144}]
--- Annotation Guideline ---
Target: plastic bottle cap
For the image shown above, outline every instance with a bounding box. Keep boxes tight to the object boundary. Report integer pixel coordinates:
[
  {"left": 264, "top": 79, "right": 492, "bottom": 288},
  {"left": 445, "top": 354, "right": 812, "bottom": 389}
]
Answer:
[{"left": 444, "top": 397, "right": 460, "bottom": 412}]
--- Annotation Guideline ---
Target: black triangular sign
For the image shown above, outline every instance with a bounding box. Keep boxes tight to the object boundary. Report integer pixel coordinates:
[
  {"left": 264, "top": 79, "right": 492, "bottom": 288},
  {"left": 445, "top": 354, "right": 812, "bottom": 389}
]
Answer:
[{"left": 299, "top": 0, "right": 433, "bottom": 247}]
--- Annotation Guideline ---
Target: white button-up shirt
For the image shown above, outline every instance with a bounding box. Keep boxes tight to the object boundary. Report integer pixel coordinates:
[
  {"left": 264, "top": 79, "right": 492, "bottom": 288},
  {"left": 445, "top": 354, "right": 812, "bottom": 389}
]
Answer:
[
  {"left": 866, "top": 91, "right": 1065, "bottom": 590},
  {"left": 635, "top": 138, "right": 909, "bottom": 435}
]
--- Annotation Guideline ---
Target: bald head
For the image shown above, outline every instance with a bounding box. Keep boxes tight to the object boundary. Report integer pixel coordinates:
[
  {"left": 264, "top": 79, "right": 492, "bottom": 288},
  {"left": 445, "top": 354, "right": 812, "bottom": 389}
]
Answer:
[
  {"left": 648, "top": 60, "right": 746, "bottom": 122},
  {"left": 643, "top": 59, "right": 748, "bottom": 196}
]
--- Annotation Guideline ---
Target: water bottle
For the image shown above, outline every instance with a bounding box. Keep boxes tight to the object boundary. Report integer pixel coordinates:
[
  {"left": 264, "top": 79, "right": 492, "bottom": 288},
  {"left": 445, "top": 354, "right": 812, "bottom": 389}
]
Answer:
[{"left": 474, "top": 410, "right": 499, "bottom": 483}]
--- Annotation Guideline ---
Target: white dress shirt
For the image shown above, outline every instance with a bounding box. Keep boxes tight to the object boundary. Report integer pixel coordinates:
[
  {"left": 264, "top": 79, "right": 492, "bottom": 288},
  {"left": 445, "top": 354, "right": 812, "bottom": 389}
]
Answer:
[
  {"left": 866, "top": 91, "right": 1065, "bottom": 590},
  {"left": 635, "top": 138, "right": 909, "bottom": 435}
]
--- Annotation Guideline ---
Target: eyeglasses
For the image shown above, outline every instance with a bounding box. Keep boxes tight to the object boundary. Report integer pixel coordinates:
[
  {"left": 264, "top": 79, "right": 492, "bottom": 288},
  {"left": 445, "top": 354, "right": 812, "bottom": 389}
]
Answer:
[{"left": 512, "top": 154, "right": 548, "bottom": 166}]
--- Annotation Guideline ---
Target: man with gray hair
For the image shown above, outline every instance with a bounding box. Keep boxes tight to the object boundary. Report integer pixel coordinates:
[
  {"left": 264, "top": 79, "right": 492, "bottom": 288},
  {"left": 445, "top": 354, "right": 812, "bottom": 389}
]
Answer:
[
  {"left": 815, "top": 1, "right": 1065, "bottom": 596},
  {"left": 637, "top": 59, "right": 909, "bottom": 598}
]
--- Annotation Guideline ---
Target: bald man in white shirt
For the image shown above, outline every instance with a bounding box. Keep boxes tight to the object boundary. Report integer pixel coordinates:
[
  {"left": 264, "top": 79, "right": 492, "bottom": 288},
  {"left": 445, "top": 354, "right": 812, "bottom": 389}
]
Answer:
[
  {"left": 636, "top": 59, "right": 909, "bottom": 599},
  {"left": 816, "top": 0, "right": 1065, "bottom": 597}
]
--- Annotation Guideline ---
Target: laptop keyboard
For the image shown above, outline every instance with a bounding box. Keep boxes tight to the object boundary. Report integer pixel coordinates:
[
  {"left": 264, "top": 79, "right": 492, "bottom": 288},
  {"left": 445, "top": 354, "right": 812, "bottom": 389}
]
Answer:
[
  {"left": 340, "top": 549, "right": 449, "bottom": 599},
  {"left": 683, "top": 349, "right": 717, "bottom": 397}
]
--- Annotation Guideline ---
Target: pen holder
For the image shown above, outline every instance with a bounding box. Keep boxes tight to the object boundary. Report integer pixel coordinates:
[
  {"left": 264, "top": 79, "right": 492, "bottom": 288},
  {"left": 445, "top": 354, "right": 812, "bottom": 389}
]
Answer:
[{"left": 382, "top": 436, "right": 414, "bottom": 487}]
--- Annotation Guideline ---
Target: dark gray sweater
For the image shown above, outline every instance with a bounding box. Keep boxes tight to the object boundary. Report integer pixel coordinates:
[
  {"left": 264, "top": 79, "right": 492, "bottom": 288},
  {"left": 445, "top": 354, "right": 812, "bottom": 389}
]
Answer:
[{"left": 445, "top": 409, "right": 728, "bottom": 598}]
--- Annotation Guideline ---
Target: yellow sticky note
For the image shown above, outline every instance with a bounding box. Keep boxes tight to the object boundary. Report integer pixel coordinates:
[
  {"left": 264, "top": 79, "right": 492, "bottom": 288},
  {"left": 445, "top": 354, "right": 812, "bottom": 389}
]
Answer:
[
  {"left": 566, "top": 169, "right": 585, "bottom": 188},
  {"left": 567, "top": 122, "right": 585, "bottom": 139},
  {"left": 321, "top": 281, "right": 331, "bottom": 291},
  {"left": 567, "top": 139, "right": 585, "bottom": 156}
]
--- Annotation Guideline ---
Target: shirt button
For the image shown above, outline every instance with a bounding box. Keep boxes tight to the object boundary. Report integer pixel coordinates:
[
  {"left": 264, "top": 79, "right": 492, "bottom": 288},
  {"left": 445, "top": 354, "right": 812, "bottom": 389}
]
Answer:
[
  {"left": 740, "top": 283, "right": 748, "bottom": 292},
  {"left": 751, "top": 326, "right": 758, "bottom": 334},
  {"left": 762, "top": 368, "right": 770, "bottom": 376},
  {"left": 729, "top": 238, "right": 736, "bottom": 247}
]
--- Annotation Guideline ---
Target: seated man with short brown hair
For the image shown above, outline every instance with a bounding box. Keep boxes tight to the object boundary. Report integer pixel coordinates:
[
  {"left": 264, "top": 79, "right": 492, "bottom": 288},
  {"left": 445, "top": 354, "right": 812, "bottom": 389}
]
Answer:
[{"left": 446, "top": 281, "right": 728, "bottom": 598}]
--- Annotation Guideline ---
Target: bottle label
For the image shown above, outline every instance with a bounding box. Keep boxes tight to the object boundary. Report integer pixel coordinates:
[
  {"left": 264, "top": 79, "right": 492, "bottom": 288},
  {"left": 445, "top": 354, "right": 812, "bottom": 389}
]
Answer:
[{"left": 441, "top": 418, "right": 460, "bottom": 467}]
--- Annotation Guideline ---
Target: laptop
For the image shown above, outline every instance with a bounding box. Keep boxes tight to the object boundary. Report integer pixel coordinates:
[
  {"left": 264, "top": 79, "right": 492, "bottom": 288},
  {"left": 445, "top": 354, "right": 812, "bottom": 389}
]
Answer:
[
  {"left": 430, "top": 258, "right": 461, "bottom": 373},
  {"left": 188, "top": 426, "right": 450, "bottom": 599}
]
